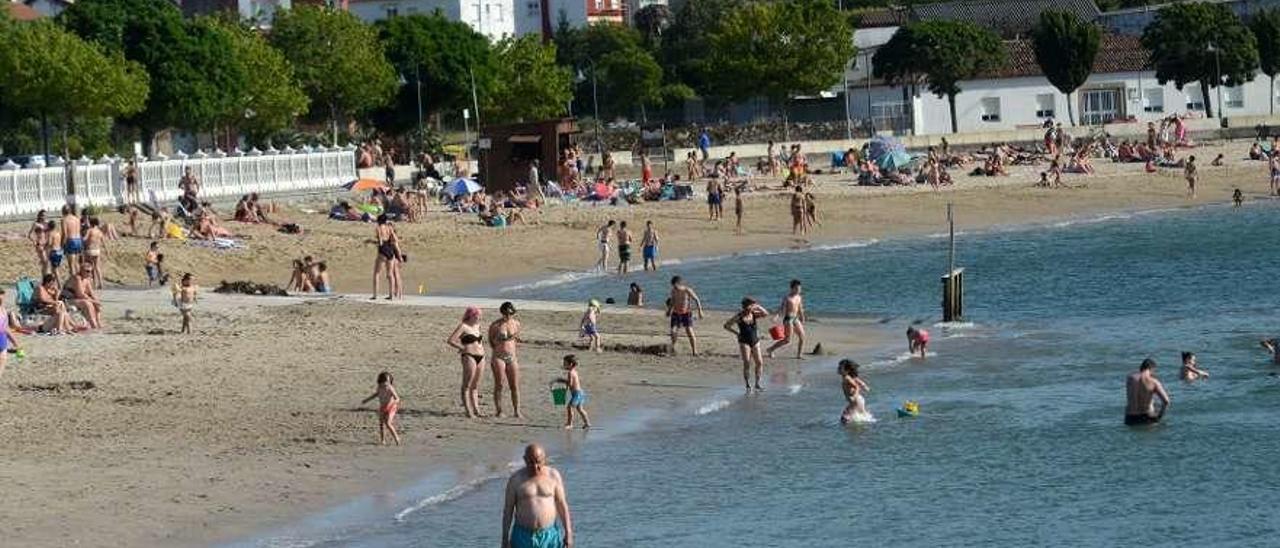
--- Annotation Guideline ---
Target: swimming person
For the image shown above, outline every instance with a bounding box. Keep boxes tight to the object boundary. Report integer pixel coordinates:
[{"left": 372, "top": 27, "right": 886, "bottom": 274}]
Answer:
[
  {"left": 1260, "top": 338, "right": 1280, "bottom": 364},
  {"left": 724, "top": 297, "right": 769, "bottom": 392},
  {"left": 666, "top": 276, "right": 704, "bottom": 356},
  {"left": 502, "top": 443, "right": 573, "bottom": 548},
  {"left": 580, "top": 300, "right": 601, "bottom": 353},
  {"left": 839, "top": 359, "right": 873, "bottom": 425},
  {"left": 627, "top": 283, "right": 644, "bottom": 307},
  {"left": 641, "top": 220, "right": 660, "bottom": 271},
  {"left": 360, "top": 371, "right": 402, "bottom": 445},
  {"left": 1179, "top": 351, "right": 1209, "bottom": 382},
  {"left": 616, "top": 221, "right": 632, "bottom": 275},
  {"left": 489, "top": 301, "right": 524, "bottom": 418},
  {"left": 907, "top": 326, "right": 930, "bottom": 358},
  {"left": 595, "top": 220, "right": 615, "bottom": 273},
  {"left": 1125, "top": 358, "right": 1170, "bottom": 426},
  {"left": 556, "top": 355, "right": 591, "bottom": 429},
  {"left": 766, "top": 279, "right": 807, "bottom": 360},
  {"left": 447, "top": 306, "right": 486, "bottom": 418}
]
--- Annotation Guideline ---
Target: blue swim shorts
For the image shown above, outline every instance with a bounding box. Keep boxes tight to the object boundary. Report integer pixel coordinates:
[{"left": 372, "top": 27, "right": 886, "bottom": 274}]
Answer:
[
  {"left": 569, "top": 390, "right": 587, "bottom": 407},
  {"left": 643, "top": 245, "right": 656, "bottom": 260},
  {"left": 64, "top": 238, "right": 84, "bottom": 255},
  {"left": 511, "top": 523, "right": 564, "bottom": 548}
]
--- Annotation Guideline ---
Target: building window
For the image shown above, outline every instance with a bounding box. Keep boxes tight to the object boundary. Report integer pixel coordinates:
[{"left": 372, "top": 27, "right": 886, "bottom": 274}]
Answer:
[
  {"left": 1225, "top": 86, "right": 1244, "bottom": 109},
  {"left": 385, "top": 6, "right": 398, "bottom": 17},
  {"left": 980, "top": 97, "right": 1001, "bottom": 122},
  {"left": 527, "top": 1, "right": 539, "bottom": 16},
  {"left": 1185, "top": 88, "right": 1205, "bottom": 111},
  {"left": 1035, "top": 93, "right": 1055, "bottom": 119},
  {"left": 1143, "top": 88, "right": 1164, "bottom": 113},
  {"left": 594, "top": 0, "right": 603, "bottom": 9}
]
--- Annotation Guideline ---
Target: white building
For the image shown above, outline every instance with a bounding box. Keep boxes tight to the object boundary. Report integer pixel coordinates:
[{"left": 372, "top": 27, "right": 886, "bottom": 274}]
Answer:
[
  {"left": 848, "top": 33, "right": 1280, "bottom": 136},
  {"left": 348, "top": 0, "right": 517, "bottom": 41}
]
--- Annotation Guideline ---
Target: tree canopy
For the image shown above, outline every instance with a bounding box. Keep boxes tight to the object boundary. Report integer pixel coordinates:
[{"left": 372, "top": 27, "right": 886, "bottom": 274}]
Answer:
[
  {"left": 1030, "top": 10, "right": 1101, "bottom": 126},
  {"left": 659, "top": 0, "right": 746, "bottom": 101},
  {"left": 0, "top": 19, "right": 148, "bottom": 156},
  {"left": 1141, "top": 2, "right": 1257, "bottom": 118},
  {"left": 377, "top": 13, "right": 493, "bottom": 129},
  {"left": 270, "top": 6, "right": 397, "bottom": 138},
  {"left": 486, "top": 35, "right": 572, "bottom": 123},
  {"left": 874, "top": 20, "right": 1005, "bottom": 133},
  {"left": 213, "top": 17, "right": 309, "bottom": 144},
  {"left": 1250, "top": 8, "right": 1280, "bottom": 115},
  {"left": 556, "top": 23, "right": 663, "bottom": 119},
  {"left": 707, "top": 0, "right": 855, "bottom": 104}
]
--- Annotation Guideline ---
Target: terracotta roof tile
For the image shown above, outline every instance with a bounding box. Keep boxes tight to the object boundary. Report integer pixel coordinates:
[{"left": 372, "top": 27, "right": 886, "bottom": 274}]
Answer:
[
  {"left": 981, "top": 34, "right": 1149, "bottom": 79},
  {"left": 6, "top": 3, "right": 42, "bottom": 20},
  {"left": 911, "top": 0, "right": 1101, "bottom": 38}
]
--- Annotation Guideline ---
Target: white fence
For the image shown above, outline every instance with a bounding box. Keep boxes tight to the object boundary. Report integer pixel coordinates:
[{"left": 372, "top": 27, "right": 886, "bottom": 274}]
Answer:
[{"left": 0, "top": 146, "right": 358, "bottom": 218}]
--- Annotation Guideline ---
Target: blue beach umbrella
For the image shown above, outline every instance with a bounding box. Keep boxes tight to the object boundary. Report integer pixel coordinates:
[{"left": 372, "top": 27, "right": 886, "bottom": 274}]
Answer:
[
  {"left": 877, "top": 150, "right": 914, "bottom": 171},
  {"left": 445, "top": 177, "right": 483, "bottom": 198}
]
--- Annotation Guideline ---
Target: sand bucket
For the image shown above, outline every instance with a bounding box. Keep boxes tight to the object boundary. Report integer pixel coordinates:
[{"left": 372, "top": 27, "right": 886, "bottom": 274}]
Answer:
[
  {"left": 551, "top": 387, "right": 567, "bottom": 406},
  {"left": 769, "top": 325, "right": 786, "bottom": 341}
]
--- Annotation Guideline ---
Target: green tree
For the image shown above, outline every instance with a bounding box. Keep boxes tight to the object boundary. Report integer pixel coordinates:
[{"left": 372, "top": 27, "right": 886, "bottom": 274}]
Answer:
[
  {"left": 183, "top": 17, "right": 250, "bottom": 146},
  {"left": 633, "top": 4, "right": 672, "bottom": 48},
  {"left": 1141, "top": 2, "right": 1258, "bottom": 119},
  {"left": 1030, "top": 10, "right": 1100, "bottom": 126},
  {"left": 1250, "top": 8, "right": 1280, "bottom": 115},
  {"left": 0, "top": 19, "right": 147, "bottom": 164},
  {"left": 376, "top": 13, "right": 493, "bottom": 135},
  {"left": 486, "top": 35, "right": 572, "bottom": 123},
  {"left": 556, "top": 23, "right": 664, "bottom": 119},
  {"left": 57, "top": 0, "right": 204, "bottom": 152},
  {"left": 707, "top": 0, "right": 855, "bottom": 106},
  {"left": 874, "top": 21, "right": 1005, "bottom": 133},
  {"left": 270, "top": 6, "right": 397, "bottom": 143},
  {"left": 211, "top": 17, "right": 309, "bottom": 145},
  {"left": 660, "top": 0, "right": 746, "bottom": 101}
]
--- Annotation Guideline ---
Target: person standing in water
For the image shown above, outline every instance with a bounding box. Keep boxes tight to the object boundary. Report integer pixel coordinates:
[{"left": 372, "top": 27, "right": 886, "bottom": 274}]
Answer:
[
  {"left": 1179, "top": 351, "right": 1209, "bottom": 382},
  {"left": 595, "top": 220, "right": 615, "bottom": 273},
  {"left": 502, "top": 443, "right": 573, "bottom": 548},
  {"left": 666, "top": 276, "right": 704, "bottom": 356},
  {"left": 616, "top": 221, "right": 633, "bottom": 275},
  {"left": 724, "top": 297, "right": 769, "bottom": 392},
  {"left": 641, "top": 220, "right": 660, "bottom": 271},
  {"left": 1125, "top": 359, "right": 1171, "bottom": 426},
  {"left": 1233, "top": 188, "right": 1244, "bottom": 208},
  {"left": 489, "top": 301, "right": 524, "bottom": 418},
  {"left": 767, "top": 279, "right": 807, "bottom": 359},
  {"left": 839, "top": 359, "right": 872, "bottom": 425},
  {"left": 907, "top": 326, "right": 930, "bottom": 358},
  {"left": 1184, "top": 155, "right": 1197, "bottom": 198}
]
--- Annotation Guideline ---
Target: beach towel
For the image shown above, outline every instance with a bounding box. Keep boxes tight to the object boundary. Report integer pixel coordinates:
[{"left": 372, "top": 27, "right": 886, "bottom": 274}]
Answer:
[{"left": 15, "top": 277, "right": 37, "bottom": 316}]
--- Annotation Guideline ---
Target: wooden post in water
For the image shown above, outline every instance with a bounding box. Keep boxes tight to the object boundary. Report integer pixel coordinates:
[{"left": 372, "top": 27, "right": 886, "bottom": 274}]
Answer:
[{"left": 942, "top": 203, "right": 964, "bottom": 322}]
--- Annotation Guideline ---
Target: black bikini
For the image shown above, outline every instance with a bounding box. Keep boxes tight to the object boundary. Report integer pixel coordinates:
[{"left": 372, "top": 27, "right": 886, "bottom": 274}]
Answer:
[{"left": 460, "top": 332, "right": 484, "bottom": 363}]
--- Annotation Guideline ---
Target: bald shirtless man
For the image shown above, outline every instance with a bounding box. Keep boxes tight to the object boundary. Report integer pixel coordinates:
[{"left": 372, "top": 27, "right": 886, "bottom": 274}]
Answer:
[
  {"left": 1125, "top": 359, "right": 1170, "bottom": 426},
  {"left": 502, "top": 443, "right": 573, "bottom": 548}
]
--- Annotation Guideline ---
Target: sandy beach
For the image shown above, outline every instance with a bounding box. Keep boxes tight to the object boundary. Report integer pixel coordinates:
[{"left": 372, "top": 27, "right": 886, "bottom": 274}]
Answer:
[{"left": 0, "top": 138, "right": 1272, "bottom": 546}]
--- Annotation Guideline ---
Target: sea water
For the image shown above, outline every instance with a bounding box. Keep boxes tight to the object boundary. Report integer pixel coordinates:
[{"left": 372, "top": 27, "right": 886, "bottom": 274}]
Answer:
[{"left": 254, "top": 201, "right": 1280, "bottom": 546}]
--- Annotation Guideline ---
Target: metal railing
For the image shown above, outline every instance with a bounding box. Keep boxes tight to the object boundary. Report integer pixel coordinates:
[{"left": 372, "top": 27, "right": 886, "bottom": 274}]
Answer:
[{"left": 0, "top": 146, "right": 358, "bottom": 218}]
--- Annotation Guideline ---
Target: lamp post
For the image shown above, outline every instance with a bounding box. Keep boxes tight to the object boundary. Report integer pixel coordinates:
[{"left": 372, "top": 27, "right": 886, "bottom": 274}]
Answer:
[
  {"left": 416, "top": 64, "right": 424, "bottom": 161},
  {"left": 577, "top": 60, "right": 602, "bottom": 157},
  {"left": 1207, "top": 43, "right": 1224, "bottom": 120}
]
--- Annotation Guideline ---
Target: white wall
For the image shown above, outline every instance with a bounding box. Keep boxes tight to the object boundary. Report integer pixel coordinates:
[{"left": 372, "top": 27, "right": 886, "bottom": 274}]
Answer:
[
  {"left": 514, "top": 0, "right": 589, "bottom": 37},
  {"left": 851, "top": 70, "right": 1280, "bottom": 135},
  {"left": 350, "top": 0, "right": 516, "bottom": 41}
]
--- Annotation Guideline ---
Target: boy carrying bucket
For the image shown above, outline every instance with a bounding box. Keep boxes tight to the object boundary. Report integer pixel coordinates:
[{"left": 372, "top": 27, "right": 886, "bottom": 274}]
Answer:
[{"left": 553, "top": 354, "right": 591, "bottom": 429}]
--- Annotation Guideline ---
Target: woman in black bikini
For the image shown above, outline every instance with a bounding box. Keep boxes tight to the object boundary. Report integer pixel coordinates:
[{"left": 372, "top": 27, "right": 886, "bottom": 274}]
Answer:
[
  {"left": 372, "top": 214, "right": 403, "bottom": 300},
  {"left": 488, "top": 301, "right": 523, "bottom": 418},
  {"left": 724, "top": 297, "right": 769, "bottom": 393},
  {"left": 447, "top": 306, "right": 486, "bottom": 418}
]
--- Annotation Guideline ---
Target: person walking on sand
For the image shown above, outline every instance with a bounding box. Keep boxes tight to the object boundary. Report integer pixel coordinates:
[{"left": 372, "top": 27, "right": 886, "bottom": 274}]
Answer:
[
  {"left": 361, "top": 371, "right": 402, "bottom": 445},
  {"left": 174, "top": 273, "right": 198, "bottom": 334},
  {"left": 725, "top": 297, "right": 769, "bottom": 392},
  {"left": 839, "top": 359, "right": 873, "bottom": 425},
  {"left": 616, "top": 221, "right": 633, "bottom": 275},
  {"left": 666, "top": 276, "right": 704, "bottom": 356},
  {"left": 502, "top": 443, "right": 574, "bottom": 548},
  {"left": 1184, "top": 155, "right": 1197, "bottom": 198},
  {"left": 447, "top": 306, "right": 486, "bottom": 418},
  {"left": 706, "top": 177, "right": 723, "bottom": 221},
  {"left": 580, "top": 300, "right": 602, "bottom": 353},
  {"left": 555, "top": 355, "right": 591, "bottom": 429},
  {"left": 372, "top": 214, "right": 403, "bottom": 300},
  {"left": 1180, "top": 351, "right": 1209, "bottom": 382},
  {"left": 1125, "top": 358, "right": 1170, "bottom": 426},
  {"left": 733, "top": 186, "right": 745, "bottom": 234},
  {"left": 641, "top": 220, "right": 660, "bottom": 271},
  {"left": 595, "top": 220, "right": 615, "bottom": 273},
  {"left": 489, "top": 302, "right": 524, "bottom": 418},
  {"left": 790, "top": 186, "right": 806, "bottom": 237},
  {"left": 767, "top": 280, "right": 807, "bottom": 360}
]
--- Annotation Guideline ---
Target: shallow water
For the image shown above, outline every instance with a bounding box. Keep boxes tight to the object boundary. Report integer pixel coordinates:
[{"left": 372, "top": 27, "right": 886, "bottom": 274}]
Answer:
[{"left": 254, "top": 200, "right": 1280, "bottom": 546}]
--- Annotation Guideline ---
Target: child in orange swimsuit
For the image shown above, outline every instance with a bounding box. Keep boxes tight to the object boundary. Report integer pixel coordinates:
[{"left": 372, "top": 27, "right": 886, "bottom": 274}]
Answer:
[{"left": 362, "top": 371, "right": 402, "bottom": 445}]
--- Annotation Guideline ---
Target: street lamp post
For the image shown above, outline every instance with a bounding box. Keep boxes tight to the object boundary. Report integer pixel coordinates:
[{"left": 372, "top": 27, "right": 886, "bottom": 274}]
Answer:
[
  {"left": 1207, "top": 43, "right": 1224, "bottom": 120},
  {"left": 577, "top": 60, "right": 602, "bottom": 157},
  {"left": 415, "top": 65, "right": 424, "bottom": 161}
]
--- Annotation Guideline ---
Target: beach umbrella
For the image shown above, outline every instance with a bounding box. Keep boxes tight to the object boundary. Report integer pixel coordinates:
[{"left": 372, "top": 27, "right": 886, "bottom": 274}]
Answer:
[
  {"left": 866, "top": 135, "right": 905, "bottom": 163},
  {"left": 343, "top": 178, "right": 388, "bottom": 192},
  {"left": 445, "top": 177, "right": 483, "bottom": 198},
  {"left": 877, "top": 150, "right": 914, "bottom": 171}
]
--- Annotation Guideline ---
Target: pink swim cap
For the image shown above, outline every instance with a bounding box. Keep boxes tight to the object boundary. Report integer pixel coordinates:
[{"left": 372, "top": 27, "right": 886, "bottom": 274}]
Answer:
[{"left": 463, "top": 306, "right": 481, "bottom": 321}]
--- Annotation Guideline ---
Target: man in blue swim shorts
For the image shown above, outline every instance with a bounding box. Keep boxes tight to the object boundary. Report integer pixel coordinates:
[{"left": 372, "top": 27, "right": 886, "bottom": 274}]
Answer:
[
  {"left": 641, "top": 220, "right": 660, "bottom": 271},
  {"left": 503, "top": 443, "right": 573, "bottom": 548}
]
